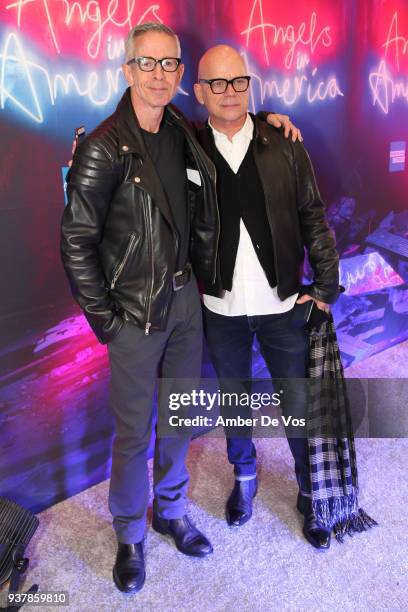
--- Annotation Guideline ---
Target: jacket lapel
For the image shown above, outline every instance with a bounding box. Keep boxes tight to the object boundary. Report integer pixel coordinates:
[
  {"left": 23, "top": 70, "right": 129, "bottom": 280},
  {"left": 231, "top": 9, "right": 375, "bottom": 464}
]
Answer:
[
  {"left": 116, "top": 88, "right": 177, "bottom": 232},
  {"left": 252, "top": 115, "right": 290, "bottom": 211}
]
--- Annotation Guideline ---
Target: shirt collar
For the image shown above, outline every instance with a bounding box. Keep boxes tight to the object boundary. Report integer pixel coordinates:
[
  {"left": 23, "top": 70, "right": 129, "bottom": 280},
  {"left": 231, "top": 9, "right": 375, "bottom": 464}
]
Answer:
[{"left": 208, "top": 113, "right": 253, "bottom": 143}]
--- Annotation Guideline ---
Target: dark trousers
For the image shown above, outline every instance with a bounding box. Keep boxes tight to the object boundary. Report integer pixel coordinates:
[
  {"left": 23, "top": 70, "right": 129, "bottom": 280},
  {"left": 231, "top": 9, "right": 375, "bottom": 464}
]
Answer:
[
  {"left": 107, "top": 277, "right": 202, "bottom": 544},
  {"left": 203, "top": 306, "right": 310, "bottom": 494}
]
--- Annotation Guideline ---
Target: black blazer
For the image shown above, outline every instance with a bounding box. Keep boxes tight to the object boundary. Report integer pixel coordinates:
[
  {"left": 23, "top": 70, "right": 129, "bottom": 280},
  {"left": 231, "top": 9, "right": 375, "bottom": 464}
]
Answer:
[{"left": 195, "top": 113, "right": 339, "bottom": 305}]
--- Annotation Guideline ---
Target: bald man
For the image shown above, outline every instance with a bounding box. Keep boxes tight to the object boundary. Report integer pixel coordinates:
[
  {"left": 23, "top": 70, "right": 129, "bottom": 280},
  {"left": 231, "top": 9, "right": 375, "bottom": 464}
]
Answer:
[{"left": 194, "top": 46, "right": 339, "bottom": 550}]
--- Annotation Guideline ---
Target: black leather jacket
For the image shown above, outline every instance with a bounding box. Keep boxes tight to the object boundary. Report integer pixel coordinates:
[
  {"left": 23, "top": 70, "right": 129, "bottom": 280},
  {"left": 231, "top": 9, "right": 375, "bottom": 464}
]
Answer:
[
  {"left": 61, "top": 88, "right": 219, "bottom": 344},
  {"left": 196, "top": 114, "right": 339, "bottom": 304}
]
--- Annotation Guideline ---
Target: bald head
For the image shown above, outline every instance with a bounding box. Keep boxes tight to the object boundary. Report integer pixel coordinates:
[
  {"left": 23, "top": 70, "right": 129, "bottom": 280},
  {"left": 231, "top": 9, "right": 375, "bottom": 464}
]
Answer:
[
  {"left": 194, "top": 44, "right": 250, "bottom": 138},
  {"left": 198, "top": 45, "right": 247, "bottom": 80}
]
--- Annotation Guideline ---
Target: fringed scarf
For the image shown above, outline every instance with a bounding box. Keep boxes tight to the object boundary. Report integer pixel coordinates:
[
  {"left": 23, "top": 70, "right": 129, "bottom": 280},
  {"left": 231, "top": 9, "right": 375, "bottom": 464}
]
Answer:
[{"left": 307, "top": 314, "right": 378, "bottom": 542}]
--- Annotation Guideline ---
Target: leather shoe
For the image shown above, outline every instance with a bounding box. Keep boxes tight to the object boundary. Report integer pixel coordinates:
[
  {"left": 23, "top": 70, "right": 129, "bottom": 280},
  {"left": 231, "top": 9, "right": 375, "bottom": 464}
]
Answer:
[
  {"left": 226, "top": 478, "right": 258, "bottom": 527},
  {"left": 113, "top": 542, "right": 145, "bottom": 593},
  {"left": 152, "top": 514, "right": 213, "bottom": 557},
  {"left": 296, "top": 493, "right": 331, "bottom": 550}
]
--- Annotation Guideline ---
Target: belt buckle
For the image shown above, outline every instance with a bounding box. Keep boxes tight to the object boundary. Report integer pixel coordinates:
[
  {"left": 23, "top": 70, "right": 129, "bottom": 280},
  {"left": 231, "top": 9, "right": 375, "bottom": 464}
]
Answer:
[{"left": 173, "top": 269, "right": 184, "bottom": 291}]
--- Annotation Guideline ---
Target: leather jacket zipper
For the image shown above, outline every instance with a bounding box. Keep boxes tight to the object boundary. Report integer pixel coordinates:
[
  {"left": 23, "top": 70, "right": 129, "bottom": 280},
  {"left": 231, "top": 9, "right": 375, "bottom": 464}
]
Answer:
[
  {"left": 145, "top": 197, "right": 154, "bottom": 335},
  {"left": 110, "top": 233, "right": 137, "bottom": 289}
]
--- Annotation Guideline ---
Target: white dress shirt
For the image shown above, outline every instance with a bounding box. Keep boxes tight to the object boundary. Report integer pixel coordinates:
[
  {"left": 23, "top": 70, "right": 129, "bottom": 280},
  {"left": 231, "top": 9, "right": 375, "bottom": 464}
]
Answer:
[{"left": 203, "top": 113, "right": 298, "bottom": 316}]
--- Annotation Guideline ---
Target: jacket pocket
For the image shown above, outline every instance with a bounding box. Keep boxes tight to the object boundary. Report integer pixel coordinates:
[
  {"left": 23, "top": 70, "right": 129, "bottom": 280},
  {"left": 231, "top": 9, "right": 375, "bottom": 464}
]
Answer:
[{"left": 110, "top": 232, "right": 139, "bottom": 289}]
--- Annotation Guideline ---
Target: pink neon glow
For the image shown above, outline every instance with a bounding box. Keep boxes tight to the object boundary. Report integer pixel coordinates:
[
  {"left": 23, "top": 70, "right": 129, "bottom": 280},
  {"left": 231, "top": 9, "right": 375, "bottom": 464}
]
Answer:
[
  {"left": 34, "top": 314, "right": 96, "bottom": 352},
  {"left": 34, "top": 314, "right": 107, "bottom": 382},
  {"left": 3, "top": 0, "right": 168, "bottom": 61},
  {"left": 339, "top": 253, "right": 404, "bottom": 296},
  {"left": 237, "top": 0, "right": 340, "bottom": 70},
  {"left": 373, "top": 6, "right": 408, "bottom": 73},
  {"left": 369, "top": 8, "right": 408, "bottom": 113},
  {"left": 369, "top": 59, "right": 408, "bottom": 114}
]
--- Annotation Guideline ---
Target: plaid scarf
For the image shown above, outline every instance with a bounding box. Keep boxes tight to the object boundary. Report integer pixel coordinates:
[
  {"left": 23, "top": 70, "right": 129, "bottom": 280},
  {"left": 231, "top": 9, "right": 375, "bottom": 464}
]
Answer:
[{"left": 306, "top": 313, "right": 377, "bottom": 542}]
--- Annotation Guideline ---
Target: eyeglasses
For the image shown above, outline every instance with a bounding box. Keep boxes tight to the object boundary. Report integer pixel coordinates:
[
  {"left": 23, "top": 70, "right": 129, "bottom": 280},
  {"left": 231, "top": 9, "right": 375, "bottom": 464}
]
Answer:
[
  {"left": 199, "top": 76, "right": 251, "bottom": 94},
  {"left": 126, "top": 56, "right": 181, "bottom": 72}
]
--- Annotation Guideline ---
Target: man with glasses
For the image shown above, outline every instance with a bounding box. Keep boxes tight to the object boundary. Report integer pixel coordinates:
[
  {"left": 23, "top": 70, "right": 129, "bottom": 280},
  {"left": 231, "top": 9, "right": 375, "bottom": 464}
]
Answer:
[
  {"left": 194, "top": 46, "right": 339, "bottom": 550},
  {"left": 61, "top": 22, "right": 222, "bottom": 594}
]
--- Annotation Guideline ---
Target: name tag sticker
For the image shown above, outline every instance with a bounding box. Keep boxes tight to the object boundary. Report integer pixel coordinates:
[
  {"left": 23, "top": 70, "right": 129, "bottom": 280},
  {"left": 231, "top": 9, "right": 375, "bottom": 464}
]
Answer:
[{"left": 187, "top": 168, "right": 202, "bottom": 186}]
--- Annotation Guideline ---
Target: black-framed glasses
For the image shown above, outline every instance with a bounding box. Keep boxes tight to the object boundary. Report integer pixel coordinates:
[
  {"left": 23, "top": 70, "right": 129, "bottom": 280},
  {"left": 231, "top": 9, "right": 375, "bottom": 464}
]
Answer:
[
  {"left": 199, "top": 76, "right": 251, "bottom": 94},
  {"left": 126, "top": 56, "right": 181, "bottom": 72}
]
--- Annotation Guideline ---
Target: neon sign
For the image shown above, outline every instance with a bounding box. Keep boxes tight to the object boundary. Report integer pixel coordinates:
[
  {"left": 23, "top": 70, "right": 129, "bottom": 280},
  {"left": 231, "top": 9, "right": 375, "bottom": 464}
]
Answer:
[
  {"left": 0, "top": 1, "right": 195, "bottom": 123},
  {"left": 339, "top": 252, "right": 404, "bottom": 296},
  {"left": 247, "top": 56, "right": 343, "bottom": 110},
  {"left": 241, "top": 0, "right": 333, "bottom": 69},
  {"left": 382, "top": 10, "right": 408, "bottom": 72},
  {"left": 0, "top": 30, "right": 190, "bottom": 122},
  {"left": 5, "top": 0, "right": 162, "bottom": 59},
  {"left": 0, "top": 32, "right": 125, "bottom": 122},
  {"left": 240, "top": 0, "right": 343, "bottom": 108},
  {"left": 369, "top": 11, "right": 408, "bottom": 113}
]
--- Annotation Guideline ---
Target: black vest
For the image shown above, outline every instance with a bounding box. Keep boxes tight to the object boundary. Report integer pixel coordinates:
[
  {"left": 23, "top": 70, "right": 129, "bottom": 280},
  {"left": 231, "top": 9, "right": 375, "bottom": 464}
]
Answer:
[{"left": 213, "top": 138, "right": 277, "bottom": 291}]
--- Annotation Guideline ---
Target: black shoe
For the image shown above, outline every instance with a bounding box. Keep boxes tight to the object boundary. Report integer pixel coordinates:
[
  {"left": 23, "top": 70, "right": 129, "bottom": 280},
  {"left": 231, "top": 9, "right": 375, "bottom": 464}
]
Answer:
[
  {"left": 226, "top": 478, "right": 258, "bottom": 527},
  {"left": 296, "top": 493, "right": 331, "bottom": 551},
  {"left": 113, "top": 542, "right": 145, "bottom": 593},
  {"left": 152, "top": 514, "right": 213, "bottom": 557}
]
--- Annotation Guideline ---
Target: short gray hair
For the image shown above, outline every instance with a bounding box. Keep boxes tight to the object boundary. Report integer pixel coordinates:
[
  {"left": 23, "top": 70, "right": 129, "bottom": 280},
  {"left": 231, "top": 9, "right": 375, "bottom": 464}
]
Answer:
[{"left": 124, "top": 22, "right": 181, "bottom": 62}]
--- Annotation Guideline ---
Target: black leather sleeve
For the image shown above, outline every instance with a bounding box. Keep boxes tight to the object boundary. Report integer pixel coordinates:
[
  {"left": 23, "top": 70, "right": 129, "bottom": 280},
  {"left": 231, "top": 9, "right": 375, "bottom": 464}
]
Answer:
[
  {"left": 60, "top": 137, "right": 123, "bottom": 343},
  {"left": 256, "top": 111, "right": 283, "bottom": 133},
  {"left": 293, "top": 141, "right": 340, "bottom": 304}
]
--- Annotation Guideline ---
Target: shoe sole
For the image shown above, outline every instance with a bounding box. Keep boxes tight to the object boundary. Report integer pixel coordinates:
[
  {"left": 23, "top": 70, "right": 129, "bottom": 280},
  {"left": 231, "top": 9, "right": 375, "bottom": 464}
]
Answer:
[
  {"left": 112, "top": 567, "right": 146, "bottom": 593},
  {"left": 152, "top": 523, "right": 213, "bottom": 557}
]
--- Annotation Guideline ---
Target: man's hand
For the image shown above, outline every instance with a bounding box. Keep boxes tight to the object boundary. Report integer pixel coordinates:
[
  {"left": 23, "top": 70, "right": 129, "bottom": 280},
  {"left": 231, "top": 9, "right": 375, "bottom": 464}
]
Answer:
[
  {"left": 296, "top": 293, "right": 330, "bottom": 314},
  {"left": 266, "top": 113, "right": 303, "bottom": 142}
]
